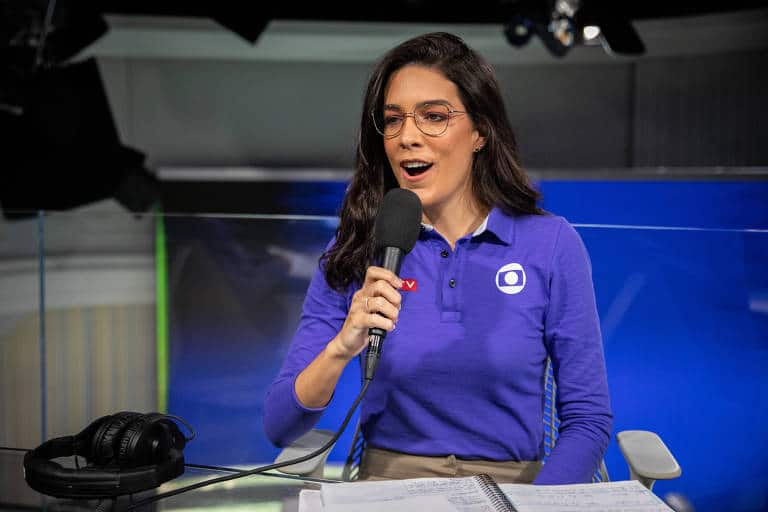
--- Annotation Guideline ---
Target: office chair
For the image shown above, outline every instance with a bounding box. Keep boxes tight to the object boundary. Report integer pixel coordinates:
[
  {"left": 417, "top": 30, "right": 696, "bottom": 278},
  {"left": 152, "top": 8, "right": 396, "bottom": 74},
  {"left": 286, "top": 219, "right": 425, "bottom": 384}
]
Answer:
[{"left": 273, "top": 357, "right": 681, "bottom": 490}]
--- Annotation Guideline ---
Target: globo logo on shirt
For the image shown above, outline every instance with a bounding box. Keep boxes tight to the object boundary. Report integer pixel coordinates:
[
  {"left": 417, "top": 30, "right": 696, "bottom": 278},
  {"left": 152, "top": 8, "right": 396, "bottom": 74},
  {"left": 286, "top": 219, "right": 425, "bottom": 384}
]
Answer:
[{"left": 495, "top": 262, "right": 526, "bottom": 295}]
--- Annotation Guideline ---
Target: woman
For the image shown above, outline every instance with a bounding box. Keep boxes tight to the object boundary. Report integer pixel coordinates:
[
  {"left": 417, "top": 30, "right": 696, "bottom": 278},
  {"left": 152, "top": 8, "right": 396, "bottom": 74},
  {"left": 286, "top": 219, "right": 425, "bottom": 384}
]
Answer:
[{"left": 264, "top": 32, "right": 612, "bottom": 485}]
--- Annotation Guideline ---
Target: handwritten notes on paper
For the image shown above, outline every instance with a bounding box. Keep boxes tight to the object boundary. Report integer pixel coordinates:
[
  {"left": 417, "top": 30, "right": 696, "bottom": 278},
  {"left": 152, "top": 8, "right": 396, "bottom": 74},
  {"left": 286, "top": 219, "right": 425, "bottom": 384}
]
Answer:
[
  {"left": 320, "top": 476, "right": 501, "bottom": 511},
  {"left": 500, "top": 480, "right": 674, "bottom": 512}
]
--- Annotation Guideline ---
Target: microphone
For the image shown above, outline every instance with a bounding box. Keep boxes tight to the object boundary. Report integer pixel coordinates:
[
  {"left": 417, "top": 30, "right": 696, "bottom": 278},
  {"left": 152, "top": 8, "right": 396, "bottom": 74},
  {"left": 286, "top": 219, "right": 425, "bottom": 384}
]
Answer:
[{"left": 365, "top": 188, "right": 422, "bottom": 381}]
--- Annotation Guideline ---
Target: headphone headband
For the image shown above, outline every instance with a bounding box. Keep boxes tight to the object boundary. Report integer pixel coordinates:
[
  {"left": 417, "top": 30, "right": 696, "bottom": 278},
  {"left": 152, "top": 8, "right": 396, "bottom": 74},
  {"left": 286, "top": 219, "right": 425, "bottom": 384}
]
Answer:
[{"left": 23, "top": 412, "right": 189, "bottom": 499}]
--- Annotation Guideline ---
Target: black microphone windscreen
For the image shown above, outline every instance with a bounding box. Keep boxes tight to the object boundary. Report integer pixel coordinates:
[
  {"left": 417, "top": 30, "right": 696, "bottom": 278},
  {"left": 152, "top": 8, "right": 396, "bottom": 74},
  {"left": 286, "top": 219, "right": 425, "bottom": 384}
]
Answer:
[{"left": 374, "top": 188, "right": 423, "bottom": 253}]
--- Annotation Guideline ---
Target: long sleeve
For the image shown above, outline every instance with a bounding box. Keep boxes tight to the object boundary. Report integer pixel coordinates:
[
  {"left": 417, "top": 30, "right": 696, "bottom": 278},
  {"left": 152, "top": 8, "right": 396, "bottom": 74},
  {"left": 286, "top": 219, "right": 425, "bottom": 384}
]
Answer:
[
  {"left": 534, "top": 219, "right": 613, "bottom": 484},
  {"left": 262, "top": 260, "right": 350, "bottom": 447}
]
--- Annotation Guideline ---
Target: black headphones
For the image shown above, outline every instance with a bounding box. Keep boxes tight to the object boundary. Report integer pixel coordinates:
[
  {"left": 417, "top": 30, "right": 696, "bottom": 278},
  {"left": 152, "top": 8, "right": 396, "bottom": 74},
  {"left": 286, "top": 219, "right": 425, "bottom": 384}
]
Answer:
[{"left": 23, "top": 411, "right": 194, "bottom": 499}]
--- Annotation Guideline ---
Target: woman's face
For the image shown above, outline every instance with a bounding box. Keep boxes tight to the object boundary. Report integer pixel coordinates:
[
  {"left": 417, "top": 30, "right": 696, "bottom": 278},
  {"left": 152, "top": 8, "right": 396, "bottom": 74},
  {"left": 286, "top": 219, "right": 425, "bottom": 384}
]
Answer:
[{"left": 381, "top": 65, "right": 484, "bottom": 216}]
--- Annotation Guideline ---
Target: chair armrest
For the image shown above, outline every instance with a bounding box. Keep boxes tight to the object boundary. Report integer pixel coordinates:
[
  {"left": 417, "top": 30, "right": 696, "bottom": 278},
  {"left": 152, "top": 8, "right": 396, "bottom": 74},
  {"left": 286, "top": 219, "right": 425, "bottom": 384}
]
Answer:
[
  {"left": 273, "top": 429, "right": 336, "bottom": 478},
  {"left": 617, "top": 430, "right": 681, "bottom": 490}
]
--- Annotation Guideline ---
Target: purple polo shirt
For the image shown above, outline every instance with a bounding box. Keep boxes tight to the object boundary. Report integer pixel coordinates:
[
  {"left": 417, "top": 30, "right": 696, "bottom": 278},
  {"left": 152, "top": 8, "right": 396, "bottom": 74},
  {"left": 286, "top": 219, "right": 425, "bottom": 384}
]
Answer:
[{"left": 263, "top": 208, "right": 612, "bottom": 484}]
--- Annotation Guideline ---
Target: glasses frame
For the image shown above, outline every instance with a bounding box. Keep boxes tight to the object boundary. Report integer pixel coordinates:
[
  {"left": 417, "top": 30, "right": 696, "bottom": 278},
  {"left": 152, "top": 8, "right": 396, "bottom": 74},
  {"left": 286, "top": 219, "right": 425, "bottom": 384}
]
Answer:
[{"left": 371, "top": 103, "right": 467, "bottom": 139}]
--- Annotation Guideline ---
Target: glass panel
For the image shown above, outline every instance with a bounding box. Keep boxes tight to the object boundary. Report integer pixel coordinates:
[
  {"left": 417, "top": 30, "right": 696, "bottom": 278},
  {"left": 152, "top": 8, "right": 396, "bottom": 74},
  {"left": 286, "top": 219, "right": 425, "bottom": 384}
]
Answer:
[
  {"left": 160, "top": 211, "right": 347, "bottom": 467},
  {"left": 0, "top": 211, "right": 45, "bottom": 451},
  {"left": 579, "top": 224, "right": 768, "bottom": 510},
  {"left": 37, "top": 202, "right": 156, "bottom": 442}
]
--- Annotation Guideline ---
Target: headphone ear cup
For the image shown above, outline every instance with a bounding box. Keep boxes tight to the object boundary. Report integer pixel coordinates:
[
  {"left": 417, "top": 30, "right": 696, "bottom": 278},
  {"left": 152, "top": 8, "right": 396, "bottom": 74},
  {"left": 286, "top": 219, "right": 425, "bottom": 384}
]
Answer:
[
  {"left": 117, "top": 413, "right": 169, "bottom": 468},
  {"left": 90, "top": 412, "right": 142, "bottom": 466}
]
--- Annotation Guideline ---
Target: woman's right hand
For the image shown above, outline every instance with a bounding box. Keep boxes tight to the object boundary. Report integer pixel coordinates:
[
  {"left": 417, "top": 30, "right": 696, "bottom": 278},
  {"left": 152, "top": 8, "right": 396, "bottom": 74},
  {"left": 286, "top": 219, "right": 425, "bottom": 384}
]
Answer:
[{"left": 329, "top": 266, "right": 403, "bottom": 361}]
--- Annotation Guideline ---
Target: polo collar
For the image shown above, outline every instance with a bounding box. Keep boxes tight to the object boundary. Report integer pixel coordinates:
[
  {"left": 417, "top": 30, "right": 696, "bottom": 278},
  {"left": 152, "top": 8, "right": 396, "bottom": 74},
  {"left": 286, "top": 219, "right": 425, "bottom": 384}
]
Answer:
[
  {"left": 419, "top": 207, "right": 513, "bottom": 245},
  {"left": 471, "top": 207, "right": 513, "bottom": 245}
]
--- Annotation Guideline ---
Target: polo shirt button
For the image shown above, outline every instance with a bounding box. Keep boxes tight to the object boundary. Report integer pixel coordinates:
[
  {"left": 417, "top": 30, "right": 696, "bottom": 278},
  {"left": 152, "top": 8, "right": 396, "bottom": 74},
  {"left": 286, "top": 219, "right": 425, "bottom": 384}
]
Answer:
[
  {"left": 440, "top": 250, "right": 449, "bottom": 258},
  {"left": 449, "top": 278, "right": 456, "bottom": 288}
]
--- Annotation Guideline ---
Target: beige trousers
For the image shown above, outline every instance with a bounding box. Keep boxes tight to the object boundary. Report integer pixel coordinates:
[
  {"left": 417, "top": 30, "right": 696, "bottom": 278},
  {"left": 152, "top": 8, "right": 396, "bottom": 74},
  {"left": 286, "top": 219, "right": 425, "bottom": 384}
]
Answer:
[{"left": 358, "top": 446, "right": 543, "bottom": 484}]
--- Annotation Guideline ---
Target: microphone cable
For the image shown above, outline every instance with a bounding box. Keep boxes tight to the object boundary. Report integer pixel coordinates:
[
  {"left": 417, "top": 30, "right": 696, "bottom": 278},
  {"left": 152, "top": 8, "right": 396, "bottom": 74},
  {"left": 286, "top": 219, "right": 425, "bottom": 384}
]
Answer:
[
  {"left": 124, "top": 379, "right": 370, "bottom": 510},
  {"left": 184, "top": 463, "right": 341, "bottom": 484}
]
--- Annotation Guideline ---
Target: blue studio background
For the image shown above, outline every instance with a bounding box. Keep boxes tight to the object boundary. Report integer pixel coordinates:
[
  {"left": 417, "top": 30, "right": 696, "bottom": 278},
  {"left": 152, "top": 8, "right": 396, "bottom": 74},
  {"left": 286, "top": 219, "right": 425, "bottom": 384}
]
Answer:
[{"left": 166, "top": 180, "right": 768, "bottom": 512}]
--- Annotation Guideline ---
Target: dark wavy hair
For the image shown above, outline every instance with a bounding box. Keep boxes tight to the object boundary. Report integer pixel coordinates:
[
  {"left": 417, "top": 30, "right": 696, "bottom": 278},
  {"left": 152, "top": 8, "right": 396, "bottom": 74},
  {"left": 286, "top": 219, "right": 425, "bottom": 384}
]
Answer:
[{"left": 322, "top": 32, "right": 543, "bottom": 292}]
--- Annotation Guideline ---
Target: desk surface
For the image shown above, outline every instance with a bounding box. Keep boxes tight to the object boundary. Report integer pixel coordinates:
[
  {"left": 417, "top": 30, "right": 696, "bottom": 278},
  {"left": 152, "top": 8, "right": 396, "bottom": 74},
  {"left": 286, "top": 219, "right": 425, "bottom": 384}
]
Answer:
[{"left": 1, "top": 450, "right": 320, "bottom": 511}]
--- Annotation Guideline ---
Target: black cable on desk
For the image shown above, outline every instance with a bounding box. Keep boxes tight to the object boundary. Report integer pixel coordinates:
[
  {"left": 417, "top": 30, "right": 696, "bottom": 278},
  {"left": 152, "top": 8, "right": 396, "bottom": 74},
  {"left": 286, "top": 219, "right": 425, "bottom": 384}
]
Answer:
[
  {"left": 185, "top": 463, "right": 342, "bottom": 484},
  {"left": 0, "top": 446, "right": 31, "bottom": 452}
]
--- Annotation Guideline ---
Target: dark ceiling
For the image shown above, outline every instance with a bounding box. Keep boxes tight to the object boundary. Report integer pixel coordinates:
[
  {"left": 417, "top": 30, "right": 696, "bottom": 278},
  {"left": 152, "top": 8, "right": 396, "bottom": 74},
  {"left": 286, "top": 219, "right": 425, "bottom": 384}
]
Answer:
[
  {"left": 5, "top": 1, "right": 767, "bottom": 56},
  {"left": 96, "top": 1, "right": 768, "bottom": 50},
  {"left": 100, "top": 1, "right": 768, "bottom": 23}
]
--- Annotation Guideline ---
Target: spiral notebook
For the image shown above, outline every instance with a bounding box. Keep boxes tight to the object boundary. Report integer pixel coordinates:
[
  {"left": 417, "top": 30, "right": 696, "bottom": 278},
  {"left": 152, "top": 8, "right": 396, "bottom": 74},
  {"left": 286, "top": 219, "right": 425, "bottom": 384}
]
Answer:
[{"left": 318, "top": 473, "right": 516, "bottom": 511}]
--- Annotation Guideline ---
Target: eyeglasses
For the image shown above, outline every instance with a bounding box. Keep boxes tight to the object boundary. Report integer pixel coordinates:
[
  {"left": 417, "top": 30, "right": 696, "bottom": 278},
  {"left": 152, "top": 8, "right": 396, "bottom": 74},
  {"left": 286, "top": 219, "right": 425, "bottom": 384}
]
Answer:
[{"left": 371, "top": 103, "right": 467, "bottom": 138}]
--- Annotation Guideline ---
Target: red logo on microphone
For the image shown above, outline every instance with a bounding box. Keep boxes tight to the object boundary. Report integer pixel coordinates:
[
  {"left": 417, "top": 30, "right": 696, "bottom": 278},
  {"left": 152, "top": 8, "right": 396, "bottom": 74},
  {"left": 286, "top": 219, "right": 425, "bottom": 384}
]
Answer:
[{"left": 401, "top": 278, "right": 418, "bottom": 291}]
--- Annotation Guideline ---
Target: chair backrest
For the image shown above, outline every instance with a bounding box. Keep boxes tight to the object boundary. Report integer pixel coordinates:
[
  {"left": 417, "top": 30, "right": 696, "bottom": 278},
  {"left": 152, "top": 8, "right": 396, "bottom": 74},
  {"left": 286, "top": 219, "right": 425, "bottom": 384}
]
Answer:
[
  {"left": 343, "top": 357, "right": 609, "bottom": 482},
  {"left": 341, "top": 419, "right": 366, "bottom": 481}
]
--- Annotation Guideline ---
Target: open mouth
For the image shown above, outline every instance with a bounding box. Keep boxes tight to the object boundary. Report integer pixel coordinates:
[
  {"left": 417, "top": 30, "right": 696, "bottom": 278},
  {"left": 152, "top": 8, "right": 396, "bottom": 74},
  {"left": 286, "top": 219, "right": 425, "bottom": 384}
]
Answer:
[{"left": 401, "top": 161, "right": 434, "bottom": 177}]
